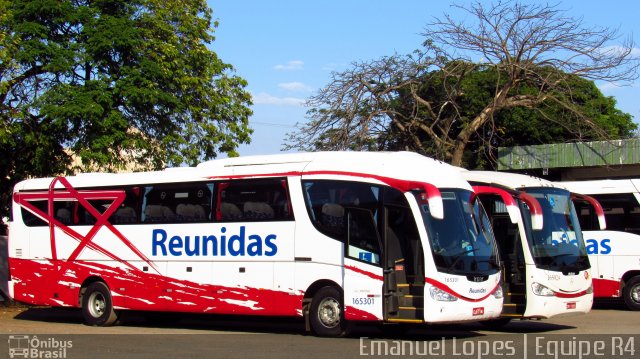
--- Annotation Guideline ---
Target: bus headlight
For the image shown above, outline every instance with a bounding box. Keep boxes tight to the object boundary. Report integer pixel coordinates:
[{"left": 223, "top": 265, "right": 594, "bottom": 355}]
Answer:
[
  {"left": 492, "top": 285, "right": 503, "bottom": 299},
  {"left": 429, "top": 286, "right": 458, "bottom": 302},
  {"left": 531, "top": 282, "right": 555, "bottom": 297}
]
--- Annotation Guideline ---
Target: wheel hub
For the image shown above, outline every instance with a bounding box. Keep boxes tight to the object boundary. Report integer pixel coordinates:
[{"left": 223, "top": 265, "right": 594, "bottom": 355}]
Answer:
[
  {"left": 632, "top": 285, "right": 640, "bottom": 303},
  {"left": 88, "top": 293, "right": 106, "bottom": 318},
  {"left": 317, "top": 297, "right": 340, "bottom": 328}
]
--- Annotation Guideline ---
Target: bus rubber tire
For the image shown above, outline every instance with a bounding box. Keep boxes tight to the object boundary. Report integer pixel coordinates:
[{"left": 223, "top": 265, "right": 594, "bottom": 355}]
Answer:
[
  {"left": 82, "top": 281, "right": 119, "bottom": 326},
  {"left": 309, "top": 286, "right": 347, "bottom": 337},
  {"left": 623, "top": 276, "right": 640, "bottom": 311}
]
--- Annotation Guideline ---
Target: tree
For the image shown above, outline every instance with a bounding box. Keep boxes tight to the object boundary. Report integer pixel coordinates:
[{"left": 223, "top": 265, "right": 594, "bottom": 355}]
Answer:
[
  {"left": 392, "top": 64, "right": 637, "bottom": 169},
  {"left": 0, "top": 0, "right": 252, "bottom": 223},
  {"left": 285, "top": 1, "right": 638, "bottom": 167}
]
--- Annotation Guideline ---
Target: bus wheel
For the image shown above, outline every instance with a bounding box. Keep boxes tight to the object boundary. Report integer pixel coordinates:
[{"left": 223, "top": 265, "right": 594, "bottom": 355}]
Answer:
[
  {"left": 82, "top": 282, "right": 119, "bottom": 326},
  {"left": 309, "top": 286, "right": 346, "bottom": 337},
  {"left": 623, "top": 276, "right": 640, "bottom": 311}
]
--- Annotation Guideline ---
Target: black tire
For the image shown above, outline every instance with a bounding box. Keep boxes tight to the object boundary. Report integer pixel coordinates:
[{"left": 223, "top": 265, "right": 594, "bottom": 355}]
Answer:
[
  {"left": 309, "top": 286, "right": 347, "bottom": 337},
  {"left": 82, "top": 281, "right": 119, "bottom": 326},
  {"left": 623, "top": 276, "right": 640, "bottom": 311}
]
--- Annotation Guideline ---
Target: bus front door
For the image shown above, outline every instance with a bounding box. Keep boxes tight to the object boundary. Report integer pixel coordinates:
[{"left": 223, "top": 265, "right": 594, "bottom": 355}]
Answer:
[
  {"left": 485, "top": 210, "right": 527, "bottom": 318},
  {"left": 383, "top": 205, "right": 425, "bottom": 323}
]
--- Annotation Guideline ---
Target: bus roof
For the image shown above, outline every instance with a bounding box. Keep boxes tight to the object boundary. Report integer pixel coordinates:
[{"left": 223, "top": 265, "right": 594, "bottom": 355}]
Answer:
[
  {"left": 560, "top": 179, "right": 640, "bottom": 195},
  {"left": 459, "top": 170, "right": 566, "bottom": 191},
  {"left": 14, "top": 151, "right": 472, "bottom": 192}
]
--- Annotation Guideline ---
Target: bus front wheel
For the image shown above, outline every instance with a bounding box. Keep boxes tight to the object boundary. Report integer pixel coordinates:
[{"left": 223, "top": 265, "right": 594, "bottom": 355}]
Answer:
[
  {"left": 82, "top": 281, "right": 119, "bottom": 326},
  {"left": 309, "top": 286, "right": 347, "bottom": 337},
  {"left": 623, "top": 276, "right": 640, "bottom": 311}
]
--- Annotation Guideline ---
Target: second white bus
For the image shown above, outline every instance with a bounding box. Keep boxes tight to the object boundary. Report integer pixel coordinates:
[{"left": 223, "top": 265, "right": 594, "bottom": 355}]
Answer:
[
  {"left": 460, "top": 171, "right": 594, "bottom": 324},
  {"left": 8, "top": 151, "right": 504, "bottom": 336}
]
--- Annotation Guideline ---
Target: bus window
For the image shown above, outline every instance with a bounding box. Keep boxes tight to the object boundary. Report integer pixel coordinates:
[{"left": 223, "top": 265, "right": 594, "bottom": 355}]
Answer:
[
  {"left": 586, "top": 193, "right": 640, "bottom": 235},
  {"left": 346, "top": 208, "right": 381, "bottom": 265},
  {"left": 142, "top": 183, "right": 213, "bottom": 223},
  {"left": 214, "top": 178, "right": 292, "bottom": 222},
  {"left": 302, "top": 180, "right": 380, "bottom": 243},
  {"left": 21, "top": 199, "right": 77, "bottom": 226},
  {"left": 110, "top": 187, "right": 141, "bottom": 224},
  {"left": 20, "top": 200, "right": 47, "bottom": 227}
]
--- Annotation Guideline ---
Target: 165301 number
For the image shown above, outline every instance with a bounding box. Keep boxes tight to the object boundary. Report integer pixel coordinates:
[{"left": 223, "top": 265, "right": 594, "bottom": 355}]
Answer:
[{"left": 352, "top": 297, "right": 374, "bottom": 305}]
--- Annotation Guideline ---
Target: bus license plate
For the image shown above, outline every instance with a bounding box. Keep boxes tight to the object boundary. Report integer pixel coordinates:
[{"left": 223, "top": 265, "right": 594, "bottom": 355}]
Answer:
[
  {"left": 472, "top": 307, "right": 484, "bottom": 316},
  {"left": 567, "top": 302, "right": 576, "bottom": 309}
]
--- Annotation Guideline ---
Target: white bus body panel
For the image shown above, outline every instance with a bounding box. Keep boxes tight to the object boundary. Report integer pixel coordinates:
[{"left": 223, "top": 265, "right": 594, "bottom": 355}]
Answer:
[{"left": 583, "top": 230, "right": 640, "bottom": 298}]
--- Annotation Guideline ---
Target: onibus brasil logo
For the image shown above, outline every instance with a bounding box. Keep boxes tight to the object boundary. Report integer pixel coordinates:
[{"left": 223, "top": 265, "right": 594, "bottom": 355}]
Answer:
[{"left": 8, "top": 335, "right": 72, "bottom": 359}]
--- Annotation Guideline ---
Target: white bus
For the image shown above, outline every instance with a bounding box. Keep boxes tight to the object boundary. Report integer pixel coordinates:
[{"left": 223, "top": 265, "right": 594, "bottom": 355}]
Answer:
[
  {"left": 8, "top": 151, "right": 504, "bottom": 336},
  {"left": 459, "top": 171, "right": 594, "bottom": 324},
  {"left": 562, "top": 179, "right": 640, "bottom": 310}
]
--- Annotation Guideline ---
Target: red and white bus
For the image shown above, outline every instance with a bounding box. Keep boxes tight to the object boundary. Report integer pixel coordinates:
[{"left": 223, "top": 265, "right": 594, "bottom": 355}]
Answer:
[
  {"left": 562, "top": 179, "right": 640, "bottom": 310},
  {"left": 460, "top": 171, "right": 595, "bottom": 325},
  {"left": 8, "top": 151, "right": 504, "bottom": 336}
]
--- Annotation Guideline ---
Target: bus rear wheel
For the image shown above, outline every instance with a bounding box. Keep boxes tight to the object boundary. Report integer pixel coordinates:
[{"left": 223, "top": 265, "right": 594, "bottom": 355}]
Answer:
[
  {"left": 309, "top": 286, "right": 347, "bottom": 337},
  {"left": 82, "top": 282, "right": 119, "bottom": 326},
  {"left": 623, "top": 276, "right": 640, "bottom": 311}
]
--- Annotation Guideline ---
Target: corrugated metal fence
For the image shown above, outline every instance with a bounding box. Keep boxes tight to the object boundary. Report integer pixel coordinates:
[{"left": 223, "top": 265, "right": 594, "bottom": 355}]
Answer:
[{"left": 498, "top": 139, "right": 640, "bottom": 170}]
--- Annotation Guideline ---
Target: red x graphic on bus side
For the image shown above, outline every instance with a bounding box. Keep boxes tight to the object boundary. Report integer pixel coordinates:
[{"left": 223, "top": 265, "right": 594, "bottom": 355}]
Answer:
[{"left": 13, "top": 177, "right": 158, "bottom": 274}]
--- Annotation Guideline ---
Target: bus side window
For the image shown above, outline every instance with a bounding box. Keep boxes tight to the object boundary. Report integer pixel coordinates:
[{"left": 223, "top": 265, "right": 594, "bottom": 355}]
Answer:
[
  {"left": 111, "top": 188, "right": 141, "bottom": 224},
  {"left": 573, "top": 201, "right": 599, "bottom": 231},
  {"left": 21, "top": 199, "right": 79, "bottom": 226},
  {"left": 54, "top": 201, "right": 75, "bottom": 225},
  {"left": 592, "top": 193, "right": 640, "bottom": 235},
  {"left": 347, "top": 207, "right": 381, "bottom": 265},
  {"left": 214, "top": 178, "right": 293, "bottom": 222},
  {"left": 21, "top": 200, "right": 48, "bottom": 227},
  {"left": 302, "top": 180, "right": 381, "bottom": 253},
  {"left": 141, "top": 183, "right": 213, "bottom": 223}
]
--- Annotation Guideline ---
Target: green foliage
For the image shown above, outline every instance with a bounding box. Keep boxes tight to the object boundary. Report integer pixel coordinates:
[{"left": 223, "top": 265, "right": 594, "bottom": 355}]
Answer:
[
  {"left": 399, "top": 64, "right": 637, "bottom": 169},
  {"left": 0, "top": 0, "right": 252, "bottom": 222}
]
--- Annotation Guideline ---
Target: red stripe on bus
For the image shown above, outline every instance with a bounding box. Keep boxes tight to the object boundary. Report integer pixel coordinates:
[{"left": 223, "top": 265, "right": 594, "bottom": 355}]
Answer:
[{"left": 344, "top": 265, "right": 383, "bottom": 281}]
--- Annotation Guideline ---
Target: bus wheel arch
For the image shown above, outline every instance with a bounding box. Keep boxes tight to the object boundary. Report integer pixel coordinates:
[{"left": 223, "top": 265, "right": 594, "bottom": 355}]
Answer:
[
  {"left": 80, "top": 279, "right": 119, "bottom": 326},
  {"left": 302, "top": 281, "right": 347, "bottom": 337},
  {"left": 621, "top": 274, "right": 640, "bottom": 311}
]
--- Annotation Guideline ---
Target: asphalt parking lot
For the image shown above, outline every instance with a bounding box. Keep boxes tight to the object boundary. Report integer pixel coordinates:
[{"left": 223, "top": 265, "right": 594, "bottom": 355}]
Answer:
[{"left": 0, "top": 300, "right": 638, "bottom": 359}]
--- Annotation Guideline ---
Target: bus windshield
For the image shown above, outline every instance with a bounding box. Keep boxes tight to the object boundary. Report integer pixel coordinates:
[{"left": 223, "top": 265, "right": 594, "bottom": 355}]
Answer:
[
  {"left": 416, "top": 189, "right": 500, "bottom": 276},
  {"left": 520, "top": 187, "right": 590, "bottom": 272}
]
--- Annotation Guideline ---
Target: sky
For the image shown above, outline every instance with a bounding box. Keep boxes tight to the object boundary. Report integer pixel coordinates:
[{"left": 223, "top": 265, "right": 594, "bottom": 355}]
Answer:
[{"left": 208, "top": 1, "right": 640, "bottom": 157}]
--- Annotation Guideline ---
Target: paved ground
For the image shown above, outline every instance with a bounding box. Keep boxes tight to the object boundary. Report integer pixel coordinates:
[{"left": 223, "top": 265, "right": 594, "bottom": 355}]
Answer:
[{"left": 0, "top": 300, "right": 638, "bottom": 358}]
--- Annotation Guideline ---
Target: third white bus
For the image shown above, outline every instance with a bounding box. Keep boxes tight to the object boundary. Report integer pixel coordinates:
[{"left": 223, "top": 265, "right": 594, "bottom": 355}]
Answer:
[{"left": 562, "top": 179, "right": 640, "bottom": 310}]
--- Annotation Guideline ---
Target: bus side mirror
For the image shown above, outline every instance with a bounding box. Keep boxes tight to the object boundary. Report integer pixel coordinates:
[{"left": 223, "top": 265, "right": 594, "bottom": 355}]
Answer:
[
  {"left": 519, "top": 192, "right": 543, "bottom": 231},
  {"left": 571, "top": 193, "right": 607, "bottom": 230},
  {"left": 471, "top": 186, "right": 520, "bottom": 225},
  {"left": 422, "top": 183, "right": 443, "bottom": 220},
  {"left": 383, "top": 180, "right": 444, "bottom": 220}
]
